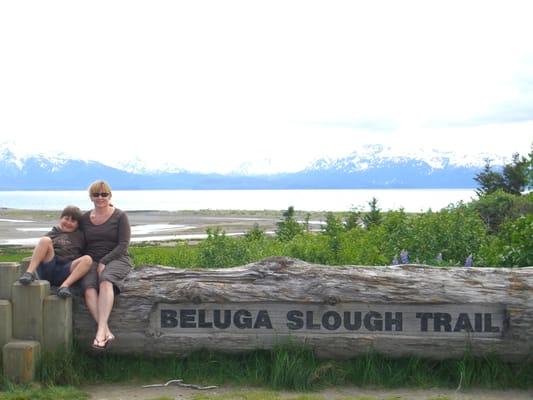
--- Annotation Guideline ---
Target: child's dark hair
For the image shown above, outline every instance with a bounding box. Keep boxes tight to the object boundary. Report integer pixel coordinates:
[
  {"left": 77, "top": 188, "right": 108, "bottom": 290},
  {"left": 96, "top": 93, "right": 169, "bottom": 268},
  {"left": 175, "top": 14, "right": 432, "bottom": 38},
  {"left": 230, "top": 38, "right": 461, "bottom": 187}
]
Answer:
[{"left": 61, "top": 205, "right": 83, "bottom": 223}]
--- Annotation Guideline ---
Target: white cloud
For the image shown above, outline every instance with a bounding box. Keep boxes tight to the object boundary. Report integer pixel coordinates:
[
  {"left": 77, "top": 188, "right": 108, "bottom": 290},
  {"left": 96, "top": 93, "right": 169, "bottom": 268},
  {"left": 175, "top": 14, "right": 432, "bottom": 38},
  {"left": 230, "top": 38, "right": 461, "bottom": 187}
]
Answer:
[{"left": 0, "top": 0, "right": 532, "bottom": 174}]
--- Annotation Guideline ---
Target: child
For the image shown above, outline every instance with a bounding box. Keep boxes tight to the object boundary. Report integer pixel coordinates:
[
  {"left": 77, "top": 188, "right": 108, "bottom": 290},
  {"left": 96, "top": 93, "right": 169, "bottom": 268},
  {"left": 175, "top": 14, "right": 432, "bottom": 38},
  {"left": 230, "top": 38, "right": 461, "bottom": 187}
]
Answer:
[{"left": 18, "top": 205, "right": 93, "bottom": 298}]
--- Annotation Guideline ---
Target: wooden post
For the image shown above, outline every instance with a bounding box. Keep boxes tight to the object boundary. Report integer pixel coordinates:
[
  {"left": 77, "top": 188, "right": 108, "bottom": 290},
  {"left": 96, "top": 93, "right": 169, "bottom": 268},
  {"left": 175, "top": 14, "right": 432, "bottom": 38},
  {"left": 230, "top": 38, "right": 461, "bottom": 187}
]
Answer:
[
  {"left": 2, "top": 341, "right": 41, "bottom": 383},
  {"left": 43, "top": 295, "right": 72, "bottom": 352},
  {"left": 0, "top": 300, "right": 12, "bottom": 354},
  {"left": 0, "top": 262, "right": 21, "bottom": 300},
  {"left": 12, "top": 281, "right": 50, "bottom": 342}
]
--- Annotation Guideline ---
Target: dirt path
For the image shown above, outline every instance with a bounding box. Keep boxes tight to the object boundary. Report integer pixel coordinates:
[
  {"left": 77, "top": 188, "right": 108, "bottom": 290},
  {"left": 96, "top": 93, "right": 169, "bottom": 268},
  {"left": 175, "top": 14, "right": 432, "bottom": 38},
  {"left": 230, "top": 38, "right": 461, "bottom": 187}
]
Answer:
[{"left": 83, "top": 383, "right": 533, "bottom": 400}]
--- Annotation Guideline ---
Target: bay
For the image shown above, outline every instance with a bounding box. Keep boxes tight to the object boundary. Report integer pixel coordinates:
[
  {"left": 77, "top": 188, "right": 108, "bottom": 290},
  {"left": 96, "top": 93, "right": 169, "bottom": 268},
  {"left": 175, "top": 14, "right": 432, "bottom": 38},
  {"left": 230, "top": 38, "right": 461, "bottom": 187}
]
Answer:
[{"left": 0, "top": 189, "right": 477, "bottom": 213}]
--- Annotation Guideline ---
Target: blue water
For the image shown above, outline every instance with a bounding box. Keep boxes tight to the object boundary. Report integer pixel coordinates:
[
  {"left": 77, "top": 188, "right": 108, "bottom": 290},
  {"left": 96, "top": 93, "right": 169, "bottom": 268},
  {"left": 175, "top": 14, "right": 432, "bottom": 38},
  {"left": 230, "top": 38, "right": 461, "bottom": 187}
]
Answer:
[{"left": 0, "top": 189, "right": 477, "bottom": 212}]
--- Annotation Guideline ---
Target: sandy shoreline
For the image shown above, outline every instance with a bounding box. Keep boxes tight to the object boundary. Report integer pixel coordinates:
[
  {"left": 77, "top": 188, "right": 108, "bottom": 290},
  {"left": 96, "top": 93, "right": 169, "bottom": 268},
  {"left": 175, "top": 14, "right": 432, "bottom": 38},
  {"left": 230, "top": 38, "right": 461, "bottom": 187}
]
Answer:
[{"left": 0, "top": 208, "right": 326, "bottom": 246}]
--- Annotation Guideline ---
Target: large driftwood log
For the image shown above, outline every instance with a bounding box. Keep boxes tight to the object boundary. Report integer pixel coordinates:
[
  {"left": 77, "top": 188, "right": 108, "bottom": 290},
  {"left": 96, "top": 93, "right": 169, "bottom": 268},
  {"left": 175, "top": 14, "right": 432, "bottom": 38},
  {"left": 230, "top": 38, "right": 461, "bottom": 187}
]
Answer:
[{"left": 73, "top": 257, "right": 533, "bottom": 360}]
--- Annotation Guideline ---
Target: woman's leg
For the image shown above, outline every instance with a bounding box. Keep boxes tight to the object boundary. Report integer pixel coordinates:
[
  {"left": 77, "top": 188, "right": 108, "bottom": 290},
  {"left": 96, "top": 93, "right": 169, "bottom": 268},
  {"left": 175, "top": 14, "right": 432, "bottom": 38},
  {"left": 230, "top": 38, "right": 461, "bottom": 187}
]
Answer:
[
  {"left": 94, "top": 280, "right": 114, "bottom": 344},
  {"left": 92, "top": 257, "right": 130, "bottom": 347},
  {"left": 84, "top": 287, "right": 99, "bottom": 323}
]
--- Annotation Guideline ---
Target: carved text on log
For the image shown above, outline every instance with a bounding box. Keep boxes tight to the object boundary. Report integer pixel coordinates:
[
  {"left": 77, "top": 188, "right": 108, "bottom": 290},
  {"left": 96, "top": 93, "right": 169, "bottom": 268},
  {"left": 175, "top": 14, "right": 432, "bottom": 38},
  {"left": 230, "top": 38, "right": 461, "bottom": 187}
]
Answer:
[{"left": 150, "top": 302, "right": 506, "bottom": 338}]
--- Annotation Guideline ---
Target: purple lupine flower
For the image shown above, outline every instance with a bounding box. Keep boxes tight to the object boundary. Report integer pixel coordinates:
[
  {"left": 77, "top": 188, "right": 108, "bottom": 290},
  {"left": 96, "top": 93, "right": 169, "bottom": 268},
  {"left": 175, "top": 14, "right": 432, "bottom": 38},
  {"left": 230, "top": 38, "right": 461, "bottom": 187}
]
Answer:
[
  {"left": 392, "top": 256, "right": 399, "bottom": 265},
  {"left": 436, "top": 253, "right": 443, "bottom": 263},
  {"left": 400, "top": 250, "right": 409, "bottom": 264},
  {"left": 464, "top": 254, "right": 473, "bottom": 267}
]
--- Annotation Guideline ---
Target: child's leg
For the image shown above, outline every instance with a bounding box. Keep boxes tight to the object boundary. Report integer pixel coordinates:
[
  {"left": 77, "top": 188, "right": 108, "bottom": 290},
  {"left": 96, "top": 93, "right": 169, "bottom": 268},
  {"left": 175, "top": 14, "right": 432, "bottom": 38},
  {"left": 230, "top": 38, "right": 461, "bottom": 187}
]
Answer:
[
  {"left": 60, "top": 255, "right": 92, "bottom": 288},
  {"left": 26, "top": 236, "right": 55, "bottom": 273}
]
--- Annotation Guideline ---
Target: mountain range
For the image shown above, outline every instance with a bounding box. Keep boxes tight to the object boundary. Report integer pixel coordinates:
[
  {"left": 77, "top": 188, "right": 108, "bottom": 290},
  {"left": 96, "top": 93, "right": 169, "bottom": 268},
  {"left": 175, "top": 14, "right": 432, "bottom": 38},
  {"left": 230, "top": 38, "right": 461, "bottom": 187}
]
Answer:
[{"left": 0, "top": 146, "right": 491, "bottom": 190}]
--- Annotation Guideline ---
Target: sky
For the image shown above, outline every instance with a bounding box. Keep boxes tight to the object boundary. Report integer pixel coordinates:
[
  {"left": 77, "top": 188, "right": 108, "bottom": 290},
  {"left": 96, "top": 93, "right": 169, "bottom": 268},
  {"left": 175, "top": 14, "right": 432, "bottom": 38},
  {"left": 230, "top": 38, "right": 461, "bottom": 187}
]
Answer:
[{"left": 1, "top": 0, "right": 532, "bottom": 174}]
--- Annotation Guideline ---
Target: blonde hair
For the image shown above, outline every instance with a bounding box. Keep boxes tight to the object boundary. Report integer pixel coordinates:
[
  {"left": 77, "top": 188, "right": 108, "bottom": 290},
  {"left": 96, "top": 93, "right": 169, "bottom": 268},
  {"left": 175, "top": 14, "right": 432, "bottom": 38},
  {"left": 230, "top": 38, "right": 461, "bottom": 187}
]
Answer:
[{"left": 88, "top": 180, "right": 112, "bottom": 197}]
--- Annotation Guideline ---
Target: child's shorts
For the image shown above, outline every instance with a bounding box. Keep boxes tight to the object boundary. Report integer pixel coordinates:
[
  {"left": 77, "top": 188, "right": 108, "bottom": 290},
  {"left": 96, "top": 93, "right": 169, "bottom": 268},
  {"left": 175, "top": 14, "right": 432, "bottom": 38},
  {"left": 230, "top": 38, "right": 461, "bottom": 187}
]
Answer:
[{"left": 37, "top": 256, "right": 72, "bottom": 287}]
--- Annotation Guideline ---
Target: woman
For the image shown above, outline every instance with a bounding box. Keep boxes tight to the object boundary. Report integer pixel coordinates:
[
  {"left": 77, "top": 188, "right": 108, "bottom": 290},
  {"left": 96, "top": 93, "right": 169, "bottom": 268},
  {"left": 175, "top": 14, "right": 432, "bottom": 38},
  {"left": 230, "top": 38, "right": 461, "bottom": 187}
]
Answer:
[{"left": 81, "top": 180, "right": 133, "bottom": 350}]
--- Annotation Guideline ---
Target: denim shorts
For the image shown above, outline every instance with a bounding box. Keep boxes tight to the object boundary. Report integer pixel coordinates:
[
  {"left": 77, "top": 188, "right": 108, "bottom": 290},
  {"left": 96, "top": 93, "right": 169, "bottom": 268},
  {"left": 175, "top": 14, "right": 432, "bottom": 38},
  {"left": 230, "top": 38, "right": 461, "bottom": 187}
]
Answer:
[{"left": 37, "top": 256, "right": 72, "bottom": 287}]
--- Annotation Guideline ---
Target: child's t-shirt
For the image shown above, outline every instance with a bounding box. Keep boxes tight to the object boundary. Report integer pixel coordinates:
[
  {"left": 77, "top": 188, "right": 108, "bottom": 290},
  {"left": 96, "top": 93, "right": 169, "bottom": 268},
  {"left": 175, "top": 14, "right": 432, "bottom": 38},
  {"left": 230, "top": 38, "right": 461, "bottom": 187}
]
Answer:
[{"left": 46, "top": 226, "right": 86, "bottom": 264}]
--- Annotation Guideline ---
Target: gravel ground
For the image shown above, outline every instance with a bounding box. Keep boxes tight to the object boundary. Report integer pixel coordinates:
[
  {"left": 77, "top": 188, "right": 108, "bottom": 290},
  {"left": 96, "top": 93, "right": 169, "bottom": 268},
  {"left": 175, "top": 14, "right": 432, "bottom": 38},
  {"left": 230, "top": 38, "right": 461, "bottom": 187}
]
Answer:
[{"left": 83, "top": 383, "right": 533, "bottom": 400}]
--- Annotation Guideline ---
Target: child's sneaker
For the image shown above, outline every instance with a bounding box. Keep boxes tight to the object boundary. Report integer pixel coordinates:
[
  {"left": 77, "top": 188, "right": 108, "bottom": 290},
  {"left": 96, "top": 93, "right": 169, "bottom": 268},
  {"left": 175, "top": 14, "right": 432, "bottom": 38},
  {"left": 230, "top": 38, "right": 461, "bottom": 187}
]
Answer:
[
  {"left": 57, "top": 287, "right": 73, "bottom": 298},
  {"left": 19, "top": 271, "right": 36, "bottom": 285}
]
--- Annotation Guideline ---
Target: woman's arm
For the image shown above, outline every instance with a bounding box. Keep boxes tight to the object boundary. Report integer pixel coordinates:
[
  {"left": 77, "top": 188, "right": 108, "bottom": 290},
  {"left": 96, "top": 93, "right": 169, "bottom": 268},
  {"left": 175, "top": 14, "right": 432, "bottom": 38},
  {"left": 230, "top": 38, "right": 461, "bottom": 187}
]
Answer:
[{"left": 100, "top": 211, "right": 131, "bottom": 265}]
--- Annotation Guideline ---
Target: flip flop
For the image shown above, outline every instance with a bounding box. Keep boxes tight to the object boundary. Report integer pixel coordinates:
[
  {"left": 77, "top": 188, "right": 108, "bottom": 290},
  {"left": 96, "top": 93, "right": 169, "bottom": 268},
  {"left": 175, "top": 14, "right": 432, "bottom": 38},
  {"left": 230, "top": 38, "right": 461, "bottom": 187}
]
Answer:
[{"left": 91, "top": 337, "right": 109, "bottom": 351}]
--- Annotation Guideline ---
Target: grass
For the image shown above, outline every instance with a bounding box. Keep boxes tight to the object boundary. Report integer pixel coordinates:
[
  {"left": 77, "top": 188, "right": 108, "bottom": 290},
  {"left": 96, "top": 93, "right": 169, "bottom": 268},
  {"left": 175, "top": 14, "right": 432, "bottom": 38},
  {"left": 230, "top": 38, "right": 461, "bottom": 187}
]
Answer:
[
  {"left": 0, "top": 247, "right": 31, "bottom": 262},
  {"left": 0, "top": 385, "right": 88, "bottom": 400},
  {"left": 2, "top": 344, "right": 532, "bottom": 393}
]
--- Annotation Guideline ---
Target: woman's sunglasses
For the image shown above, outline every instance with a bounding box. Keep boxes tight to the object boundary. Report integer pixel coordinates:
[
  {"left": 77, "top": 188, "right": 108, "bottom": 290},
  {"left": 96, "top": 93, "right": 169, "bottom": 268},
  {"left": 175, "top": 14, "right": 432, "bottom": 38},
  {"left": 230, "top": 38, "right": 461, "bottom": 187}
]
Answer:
[{"left": 91, "top": 192, "right": 110, "bottom": 198}]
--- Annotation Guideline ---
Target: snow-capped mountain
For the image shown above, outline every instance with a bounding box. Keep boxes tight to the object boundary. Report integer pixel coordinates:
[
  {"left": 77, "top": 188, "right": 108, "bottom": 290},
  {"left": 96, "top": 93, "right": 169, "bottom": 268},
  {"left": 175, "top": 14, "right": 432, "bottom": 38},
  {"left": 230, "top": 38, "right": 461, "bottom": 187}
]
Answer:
[
  {"left": 307, "top": 144, "right": 505, "bottom": 173},
  {"left": 0, "top": 147, "right": 135, "bottom": 190},
  {"left": 0, "top": 143, "right": 498, "bottom": 190}
]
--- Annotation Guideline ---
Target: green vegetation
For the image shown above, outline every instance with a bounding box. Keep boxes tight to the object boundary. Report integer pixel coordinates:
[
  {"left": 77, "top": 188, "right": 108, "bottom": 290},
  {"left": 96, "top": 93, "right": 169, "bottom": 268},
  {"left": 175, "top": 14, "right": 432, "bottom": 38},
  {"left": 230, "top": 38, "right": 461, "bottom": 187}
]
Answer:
[
  {"left": 474, "top": 150, "right": 530, "bottom": 196},
  {"left": 472, "top": 190, "right": 532, "bottom": 233},
  {"left": 0, "top": 248, "right": 31, "bottom": 262},
  {"left": 276, "top": 206, "right": 304, "bottom": 242},
  {"left": 0, "top": 385, "right": 87, "bottom": 400},
  {"left": 125, "top": 192, "right": 531, "bottom": 269},
  {"left": 1, "top": 345, "right": 532, "bottom": 397}
]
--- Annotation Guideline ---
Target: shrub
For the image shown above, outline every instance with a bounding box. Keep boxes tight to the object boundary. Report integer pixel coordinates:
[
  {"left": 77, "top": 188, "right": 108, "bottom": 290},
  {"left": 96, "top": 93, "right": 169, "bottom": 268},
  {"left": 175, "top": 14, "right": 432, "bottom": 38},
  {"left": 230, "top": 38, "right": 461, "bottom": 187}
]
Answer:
[
  {"left": 373, "top": 209, "right": 412, "bottom": 263},
  {"left": 130, "top": 244, "right": 198, "bottom": 267},
  {"left": 405, "top": 204, "right": 486, "bottom": 265},
  {"left": 322, "top": 212, "right": 345, "bottom": 263},
  {"left": 283, "top": 232, "right": 333, "bottom": 265},
  {"left": 276, "top": 206, "right": 304, "bottom": 242},
  {"left": 479, "top": 214, "right": 533, "bottom": 267},
  {"left": 472, "top": 190, "right": 533, "bottom": 233},
  {"left": 198, "top": 228, "right": 251, "bottom": 268},
  {"left": 338, "top": 227, "right": 388, "bottom": 265}
]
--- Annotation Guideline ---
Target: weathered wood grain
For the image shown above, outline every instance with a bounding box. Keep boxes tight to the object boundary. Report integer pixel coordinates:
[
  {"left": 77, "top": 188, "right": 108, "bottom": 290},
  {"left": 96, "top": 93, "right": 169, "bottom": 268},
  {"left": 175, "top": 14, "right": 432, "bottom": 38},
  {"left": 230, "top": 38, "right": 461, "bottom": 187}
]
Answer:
[{"left": 72, "top": 257, "right": 533, "bottom": 360}]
